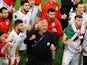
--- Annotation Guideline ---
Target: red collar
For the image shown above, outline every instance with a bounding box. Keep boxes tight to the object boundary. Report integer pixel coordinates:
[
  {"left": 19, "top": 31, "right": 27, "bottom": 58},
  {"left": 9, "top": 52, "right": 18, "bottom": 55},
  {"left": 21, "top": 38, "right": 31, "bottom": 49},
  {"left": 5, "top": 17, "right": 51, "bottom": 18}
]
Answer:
[
  {"left": 21, "top": 10, "right": 27, "bottom": 15},
  {"left": 15, "top": 30, "right": 19, "bottom": 35},
  {"left": 76, "top": 26, "right": 81, "bottom": 30}
]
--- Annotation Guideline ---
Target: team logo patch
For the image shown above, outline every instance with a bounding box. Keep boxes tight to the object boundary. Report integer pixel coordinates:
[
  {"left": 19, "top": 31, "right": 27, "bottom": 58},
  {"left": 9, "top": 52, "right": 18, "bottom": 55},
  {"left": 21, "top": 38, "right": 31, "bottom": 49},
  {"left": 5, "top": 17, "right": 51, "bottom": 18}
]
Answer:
[
  {"left": 56, "top": 7, "right": 58, "bottom": 10},
  {"left": 52, "top": 23, "right": 55, "bottom": 26},
  {"left": 14, "top": 15, "right": 17, "bottom": 19},
  {"left": 47, "top": 42, "right": 50, "bottom": 46},
  {"left": 6, "top": 21, "right": 9, "bottom": 25}
]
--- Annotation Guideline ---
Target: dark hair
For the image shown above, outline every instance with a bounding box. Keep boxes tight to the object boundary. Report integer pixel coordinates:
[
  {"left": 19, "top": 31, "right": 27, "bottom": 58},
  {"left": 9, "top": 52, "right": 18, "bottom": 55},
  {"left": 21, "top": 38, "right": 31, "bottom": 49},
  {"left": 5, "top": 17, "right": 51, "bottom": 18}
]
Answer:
[
  {"left": 75, "top": 15, "right": 82, "bottom": 19},
  {"left": 21, "top": 0, "right": 29, "bottom": 6},
  {"left": 14, "top": 19, "right": 23, "bottom": 27},
  {"left": 0, "top": 30, "right": 4, "bottom": 36},
  {"left": 48, "top": 8, "right": 55, "bottom": 13},
  {"left": 76, "top": 3, "right": 83, "bottom": 8},
  {"left": 0, "top": 7, "right": 8, "bottom": 13}
]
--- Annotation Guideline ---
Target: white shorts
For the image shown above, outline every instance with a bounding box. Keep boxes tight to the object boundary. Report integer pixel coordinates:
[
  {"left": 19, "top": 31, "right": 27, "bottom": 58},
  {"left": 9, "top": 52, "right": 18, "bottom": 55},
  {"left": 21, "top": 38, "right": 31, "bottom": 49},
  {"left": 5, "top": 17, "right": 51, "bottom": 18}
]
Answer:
[
  {"left": 0, "top": 57, "right": 9, "bottom": 65},
  {"left": 62, "top": 49, "right": 80, "bottom": 65}
]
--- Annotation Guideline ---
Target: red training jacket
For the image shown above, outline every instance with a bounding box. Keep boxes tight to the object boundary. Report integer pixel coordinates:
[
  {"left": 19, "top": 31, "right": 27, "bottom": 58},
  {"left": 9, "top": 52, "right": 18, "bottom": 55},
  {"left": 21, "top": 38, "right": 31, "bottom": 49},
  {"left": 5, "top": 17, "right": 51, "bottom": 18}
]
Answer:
[
  {"left": 41, "top": 1, "right": 62, "bottom": 20},
  {"left": 47, "top": 18, "right": 63, "bottom": 36},
  {"left": 0, "top": 17, "right": 10, "bottom": 33}
]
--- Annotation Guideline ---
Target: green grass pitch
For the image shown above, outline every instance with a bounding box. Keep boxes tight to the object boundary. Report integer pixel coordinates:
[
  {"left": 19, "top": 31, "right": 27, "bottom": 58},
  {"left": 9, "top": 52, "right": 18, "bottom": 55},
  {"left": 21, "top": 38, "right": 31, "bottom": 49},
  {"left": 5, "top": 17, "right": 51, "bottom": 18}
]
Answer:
[{"left": 14, "top": 0, "right": 87, "bottom": 65}]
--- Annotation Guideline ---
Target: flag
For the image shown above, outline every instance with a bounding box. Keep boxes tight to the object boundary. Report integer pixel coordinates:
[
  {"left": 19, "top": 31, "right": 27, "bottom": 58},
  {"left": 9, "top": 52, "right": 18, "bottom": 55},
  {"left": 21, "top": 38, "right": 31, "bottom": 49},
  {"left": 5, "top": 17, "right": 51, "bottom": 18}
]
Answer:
[{"left": 64, "top": 23, "right": 84, "bottom": 41}]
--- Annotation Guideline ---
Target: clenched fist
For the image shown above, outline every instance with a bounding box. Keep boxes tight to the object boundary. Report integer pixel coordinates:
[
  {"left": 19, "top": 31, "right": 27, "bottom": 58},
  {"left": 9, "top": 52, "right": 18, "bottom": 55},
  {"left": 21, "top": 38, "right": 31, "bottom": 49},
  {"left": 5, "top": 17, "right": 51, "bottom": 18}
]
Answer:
[{"left": 29, "top": 35, "right": 36, "bottom": 40}]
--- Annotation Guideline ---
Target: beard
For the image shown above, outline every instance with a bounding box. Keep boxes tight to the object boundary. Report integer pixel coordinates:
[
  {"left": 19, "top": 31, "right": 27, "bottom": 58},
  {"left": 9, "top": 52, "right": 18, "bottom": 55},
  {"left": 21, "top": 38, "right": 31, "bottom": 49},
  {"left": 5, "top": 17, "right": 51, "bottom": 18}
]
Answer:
[
  {"left": 24, "top": 9, "right": 29, "bottom": 12},
  {"left": 18, "top": 29, "right": 23, "bottom": 33},
  {"left": 49, "top": 18, "right": 54, "bottom": 21}
]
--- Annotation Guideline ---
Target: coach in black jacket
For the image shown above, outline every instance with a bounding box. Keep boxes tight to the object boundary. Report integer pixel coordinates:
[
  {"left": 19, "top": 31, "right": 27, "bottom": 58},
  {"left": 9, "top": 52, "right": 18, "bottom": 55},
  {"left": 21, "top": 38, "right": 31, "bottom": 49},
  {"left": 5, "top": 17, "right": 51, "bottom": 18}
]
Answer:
[
  {"left": 24, "top": 19, "right": 58, "bottom": 65},
  {"left": 60, "top": 0, "right": 83, "bottom": 30},
  {"left": 60, "top": 0, "right": 73, "bottom": 30},
  {"left": 60, "top": 0, "right": 73, "bottom": 15}
]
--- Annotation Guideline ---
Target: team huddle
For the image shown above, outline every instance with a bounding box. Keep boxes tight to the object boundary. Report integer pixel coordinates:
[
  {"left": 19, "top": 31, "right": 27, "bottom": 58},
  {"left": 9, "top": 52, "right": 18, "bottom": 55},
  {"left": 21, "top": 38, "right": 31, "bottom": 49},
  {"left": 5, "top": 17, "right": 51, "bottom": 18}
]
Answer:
[{"left": 0, "top": 0, "right": 87, "bottom": 65}]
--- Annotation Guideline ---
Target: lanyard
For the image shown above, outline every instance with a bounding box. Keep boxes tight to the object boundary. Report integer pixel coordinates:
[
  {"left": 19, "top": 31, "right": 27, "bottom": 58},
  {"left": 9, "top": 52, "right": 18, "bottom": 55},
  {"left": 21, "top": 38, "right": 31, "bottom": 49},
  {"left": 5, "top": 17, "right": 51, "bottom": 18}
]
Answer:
[
  {"left": 31, "top": 6, "right": 34, "bottom": 14},
  {"left": 32, "top": 34, "right": 45, "bottom": 47},
  {"left": 30, "top": 6, "right": 34, "bottom": 25}
]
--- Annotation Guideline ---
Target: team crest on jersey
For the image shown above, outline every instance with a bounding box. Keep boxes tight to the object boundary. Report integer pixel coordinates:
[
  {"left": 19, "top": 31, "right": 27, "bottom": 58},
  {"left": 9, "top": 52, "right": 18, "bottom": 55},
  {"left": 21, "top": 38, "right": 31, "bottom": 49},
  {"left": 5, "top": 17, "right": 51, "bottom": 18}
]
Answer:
[
  {"left": 14, "top": 15, "right": 17, "bottom": 19},
  {"left": 52, "top": 23, "right": 55, "bottom": 26},
  {"left": 6, "top": 21, "right": 9, "bottom": 25},
  {"left": 47, "top": 42, "right": 50, "bottom": 46},
  {"left": 56, "top": 7, "right": 58, "bottom": 10}
]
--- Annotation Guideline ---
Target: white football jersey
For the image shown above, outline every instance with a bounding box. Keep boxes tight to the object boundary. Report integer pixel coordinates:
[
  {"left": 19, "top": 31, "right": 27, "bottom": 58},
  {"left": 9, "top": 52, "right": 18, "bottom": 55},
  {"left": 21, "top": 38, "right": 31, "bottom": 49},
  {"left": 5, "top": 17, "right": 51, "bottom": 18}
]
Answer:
[
  {"left": 8, "top": 30, "right": 19, "bottom": 58},
  {"left": 68, "top": 12, "right": 87, "bottom": 23},
  {"left": 13, "top": 10, "right": 31, "bottom": 26},
  {"left": 16, "top": 31, "right": 27, "bottom": 50}
]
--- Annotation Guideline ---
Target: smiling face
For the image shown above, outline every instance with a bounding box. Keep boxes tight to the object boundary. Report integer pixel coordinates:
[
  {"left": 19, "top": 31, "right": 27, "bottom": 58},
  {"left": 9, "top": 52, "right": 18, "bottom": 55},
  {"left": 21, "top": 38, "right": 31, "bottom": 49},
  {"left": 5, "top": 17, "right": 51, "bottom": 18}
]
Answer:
[
  {"left": 76, "top": 4, "right": 85, "bottom": 14},
  {"left": 1, "top": 9, "right": 9, "bottom": 19}
]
